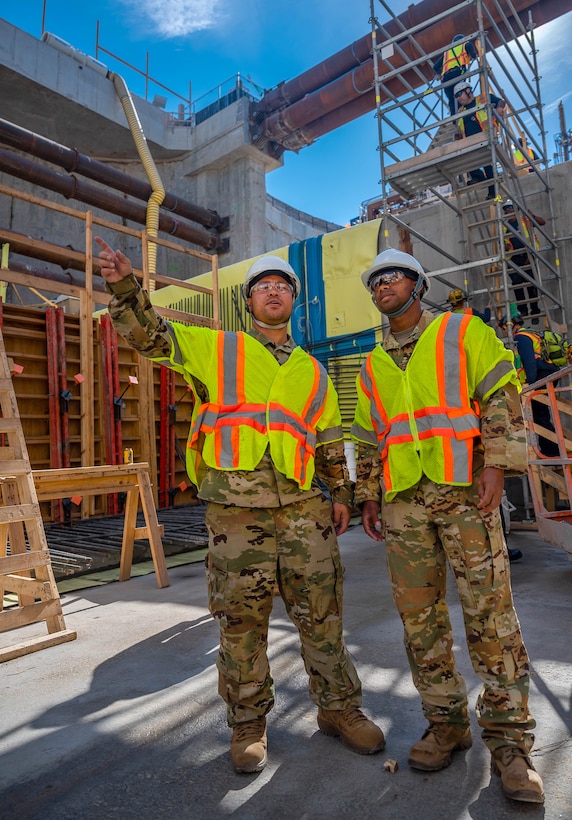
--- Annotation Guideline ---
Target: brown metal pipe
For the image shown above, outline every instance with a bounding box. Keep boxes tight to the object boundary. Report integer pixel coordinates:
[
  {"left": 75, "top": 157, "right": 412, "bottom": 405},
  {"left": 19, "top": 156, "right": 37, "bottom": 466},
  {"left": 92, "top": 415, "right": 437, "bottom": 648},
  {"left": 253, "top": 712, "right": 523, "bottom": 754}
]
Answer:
[
  {"left": 0, "top": 226, "right": 92, "bottom": 271},
  {"left": 256, "top": 0, "right": 460, "bottom": 114},
  {"left": 274, "top": 92, "right": 377, "bottom": 152},
  {"left": 257, "top": 0, "right": 517, "bottom": 114},
  {"left": 259, "top": 0, "right": 566, "bottom": 146},
  {"left": 0, "top": 147, "right": 222, "bottom": 251},
  {"left": 293, "top": 0, "right": 568, "bottom": 148},
  {"left": 5, "top": 257, "right": 107, "bottom": 293},
  {"left": 0, "top": 118, "right": 225, "bottom": 231}
]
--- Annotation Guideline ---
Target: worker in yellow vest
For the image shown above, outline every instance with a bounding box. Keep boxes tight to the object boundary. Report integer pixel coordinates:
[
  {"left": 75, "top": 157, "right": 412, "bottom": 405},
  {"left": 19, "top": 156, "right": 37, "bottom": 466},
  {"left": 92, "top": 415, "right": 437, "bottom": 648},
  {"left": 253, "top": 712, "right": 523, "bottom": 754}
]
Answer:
[
  {"left": 352, "top": 248, "right": 544, "bottom": 804},
  {"left": 432, "top": 34, "right": 478, "bottom": 115},
  {"left": 447, "top": 288, "right": 491, "bottom": 322},
  {"left": 94, "top": 237, "right": 385, "bottom": 774},
  {"left": 500, "top": 313, "right": 559, "bottom": 457},
  {"left": 513, "top": 137, "right": 539, "bottom": 173},
  {"left": 455, "top": 81, "right": 506, "bottom": 199}
]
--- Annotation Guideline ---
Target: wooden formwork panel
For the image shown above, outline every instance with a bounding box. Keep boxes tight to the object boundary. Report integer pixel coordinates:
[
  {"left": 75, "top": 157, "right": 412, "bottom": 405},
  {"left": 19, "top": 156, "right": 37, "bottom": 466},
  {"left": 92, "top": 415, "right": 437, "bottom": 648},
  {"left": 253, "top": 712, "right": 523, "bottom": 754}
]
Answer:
[{"left": 0, "top": 303, "right": 198, "bottom": 521}]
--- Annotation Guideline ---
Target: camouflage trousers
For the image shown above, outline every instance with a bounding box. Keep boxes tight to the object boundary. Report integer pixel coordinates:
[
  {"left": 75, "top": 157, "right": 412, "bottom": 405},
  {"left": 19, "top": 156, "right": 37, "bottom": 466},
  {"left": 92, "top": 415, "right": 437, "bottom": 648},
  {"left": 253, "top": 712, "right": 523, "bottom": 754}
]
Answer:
[
  {"left": 382, "top": 474, "right": 536, "bottom": 753},
  {"left": 205, "top": 496, "right": 362, "bottom": 727}
]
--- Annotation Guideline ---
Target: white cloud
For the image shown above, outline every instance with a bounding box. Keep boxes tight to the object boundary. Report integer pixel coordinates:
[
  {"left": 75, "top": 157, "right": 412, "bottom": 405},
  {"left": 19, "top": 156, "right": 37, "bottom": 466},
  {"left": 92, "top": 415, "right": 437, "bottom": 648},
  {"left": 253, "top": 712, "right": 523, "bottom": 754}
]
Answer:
[
  {"left": 120, "top": 0, "right": 226, "bottom": 38},
  {"left": 536, "top": 14, "right": 572, "bottom": 74},
  {"left": 544, "top": 89, "right": 572, "bottom": 117}
]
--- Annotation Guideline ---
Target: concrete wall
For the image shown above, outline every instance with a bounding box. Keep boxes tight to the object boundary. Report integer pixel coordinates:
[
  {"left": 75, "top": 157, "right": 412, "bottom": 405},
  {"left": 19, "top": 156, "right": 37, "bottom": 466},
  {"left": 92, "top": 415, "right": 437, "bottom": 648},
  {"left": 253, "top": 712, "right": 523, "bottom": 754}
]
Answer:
[{"left": 0, "top": 19, "right": 335, "bottom": 289}]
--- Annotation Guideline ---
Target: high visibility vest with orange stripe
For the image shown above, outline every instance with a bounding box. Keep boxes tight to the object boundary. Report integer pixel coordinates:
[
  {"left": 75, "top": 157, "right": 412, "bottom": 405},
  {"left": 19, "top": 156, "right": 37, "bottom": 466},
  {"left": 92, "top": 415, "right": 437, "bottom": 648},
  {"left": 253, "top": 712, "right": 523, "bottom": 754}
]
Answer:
[
  {"left": 153, "top": 326, "right": 343, "bottom": 490},
  {"left": 514, "top": 328, "right": 542, "bottom": 385},
  {"left": 351, "top": 313, "right": 519, "bottom": 500},
  {"left": 457, "top": 95, "right": 491, "bottom": 137},
  {"left": 442, "top": 45, "right": 471, "bottom": 75},
  {"left": 513, "top": 146, "right": 535, "bottom": 168},
  {"left": 503, "top": 217, "right": 540, "bottom": 251}
]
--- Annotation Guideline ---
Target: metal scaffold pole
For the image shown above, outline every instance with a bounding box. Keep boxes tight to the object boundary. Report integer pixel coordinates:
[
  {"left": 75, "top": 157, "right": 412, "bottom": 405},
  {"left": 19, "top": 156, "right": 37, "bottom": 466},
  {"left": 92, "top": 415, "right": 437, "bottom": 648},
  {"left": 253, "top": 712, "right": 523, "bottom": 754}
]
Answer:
[{"left": 367, "top": 0, "right": 565, "bottom": 331}]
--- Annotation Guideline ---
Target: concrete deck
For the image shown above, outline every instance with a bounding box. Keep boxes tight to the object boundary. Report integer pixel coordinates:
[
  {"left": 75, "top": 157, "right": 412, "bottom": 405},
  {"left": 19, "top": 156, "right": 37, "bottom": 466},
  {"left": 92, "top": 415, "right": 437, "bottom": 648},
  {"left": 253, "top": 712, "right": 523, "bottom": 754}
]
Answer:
[{"left": 1, "top": 526, "right": 571, "bottom": 819}]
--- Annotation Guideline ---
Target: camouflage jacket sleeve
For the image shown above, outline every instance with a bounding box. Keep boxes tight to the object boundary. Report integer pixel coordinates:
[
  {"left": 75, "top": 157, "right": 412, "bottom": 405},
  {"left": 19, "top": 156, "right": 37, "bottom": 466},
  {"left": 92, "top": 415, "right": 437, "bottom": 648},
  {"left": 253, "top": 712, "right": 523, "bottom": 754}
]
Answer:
[
  {"left": 314, "top": 440, "right": 354, "bottom": 507},
  {"left": 480, "top": 384, "right": 518, "bottom": 470},
  {"left": 106, "top": 274, "right": 173, "bottom": 360},
  {"left": 353, "top": 441, "right": 383, "bottom": 508}
]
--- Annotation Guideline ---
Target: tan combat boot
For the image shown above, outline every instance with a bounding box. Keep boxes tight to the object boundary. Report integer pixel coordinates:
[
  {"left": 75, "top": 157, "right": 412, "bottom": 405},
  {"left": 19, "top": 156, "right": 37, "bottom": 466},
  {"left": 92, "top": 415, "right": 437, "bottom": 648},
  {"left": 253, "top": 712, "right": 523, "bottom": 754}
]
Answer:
[
  {"left": 317, "top": 707, "right": 385, "bottom": 754},
  {"left": 230, "top": 717, "right": 267, "bottom": 774},
  {"left": 491, "top": 746, "right": 544, "bottom": 803},
  {"left": 408, "top": 723, "right": 472, "bottom": 771}
]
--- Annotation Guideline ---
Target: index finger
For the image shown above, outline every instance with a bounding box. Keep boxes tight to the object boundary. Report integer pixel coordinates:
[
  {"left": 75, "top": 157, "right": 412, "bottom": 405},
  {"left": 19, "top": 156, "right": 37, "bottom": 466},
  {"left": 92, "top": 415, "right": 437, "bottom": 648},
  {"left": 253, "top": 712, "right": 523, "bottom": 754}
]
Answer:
[{"left": 94, "top": 236, "right": 111, "bottom": 253}]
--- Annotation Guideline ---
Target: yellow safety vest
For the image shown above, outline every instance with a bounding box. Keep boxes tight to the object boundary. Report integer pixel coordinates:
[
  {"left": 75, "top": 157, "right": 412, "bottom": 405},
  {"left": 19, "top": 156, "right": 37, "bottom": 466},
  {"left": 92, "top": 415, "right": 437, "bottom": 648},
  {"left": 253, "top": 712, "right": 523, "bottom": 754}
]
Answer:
[
  {"left": 351, "top": 313, "right": 519, "bottom": 500},
  {"left": 514, "top": 329, "right": 543, "bottom": 386},
  {"left": 153, "top": 327, "right": 343, "bottom": 489},
  {"left": 503, "top": 217, "right": 540, "bottom": 251},
  {"left": 457, "top": 95, "right": 492, "bottom": 137},
  {"left": 442, "top": 45, "right": 471, "bottom": 75},
  {"left": 513, "top": 146, "right": 535, "bottom": 168}
]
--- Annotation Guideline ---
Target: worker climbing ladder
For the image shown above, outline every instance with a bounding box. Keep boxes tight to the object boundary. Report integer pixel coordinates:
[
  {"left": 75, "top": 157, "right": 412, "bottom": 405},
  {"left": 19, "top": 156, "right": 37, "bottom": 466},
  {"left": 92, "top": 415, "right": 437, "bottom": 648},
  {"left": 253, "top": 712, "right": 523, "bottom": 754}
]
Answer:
[{"left": 0, "top": 325, "right": 76, "bottom": 662}]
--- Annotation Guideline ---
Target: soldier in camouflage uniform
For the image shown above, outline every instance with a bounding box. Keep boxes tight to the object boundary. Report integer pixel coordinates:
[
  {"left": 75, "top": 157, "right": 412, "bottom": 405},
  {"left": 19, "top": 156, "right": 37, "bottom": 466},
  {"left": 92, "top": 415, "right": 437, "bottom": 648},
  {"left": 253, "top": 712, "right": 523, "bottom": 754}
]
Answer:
[
  {"left": 351, "top": 249, "right": 544, "bottom": 804},
  {"left": 95, "top": 238, "right": 385, "bottom": 774}
]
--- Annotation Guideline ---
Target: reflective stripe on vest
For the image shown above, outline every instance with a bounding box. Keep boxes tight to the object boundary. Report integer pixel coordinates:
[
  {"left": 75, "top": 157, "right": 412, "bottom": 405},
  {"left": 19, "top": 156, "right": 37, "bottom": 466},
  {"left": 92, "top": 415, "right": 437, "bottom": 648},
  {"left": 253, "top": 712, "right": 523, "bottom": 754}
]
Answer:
[
  {"left": 188, "top": 333, "right": 329, "bottom": 487},
  {"left": 504, "top": 217, "right": 540, "bottom": 251},
  {"left": 267, "top": 358, "right": 328, "bottom": 487},
  {"left": 515, "top": 329, "right": 542, "bottom": 359},
  {"left": 442, "top": 45, "right": 470, "bottom": 75},
  {"left": 190, "top": 332, "right": 267, "bottom": 469},
  {"left": 355, "top": 314, "right": 481, "bottom": 492},
  {"left": 514, "top": 146, "right": 535, "bottom": 168},
  {"left": 514, "top": 329, "right": 542, "bottom": 385},
  {"left": 457, "top": 95, "right": 489, "bottom": 137}
]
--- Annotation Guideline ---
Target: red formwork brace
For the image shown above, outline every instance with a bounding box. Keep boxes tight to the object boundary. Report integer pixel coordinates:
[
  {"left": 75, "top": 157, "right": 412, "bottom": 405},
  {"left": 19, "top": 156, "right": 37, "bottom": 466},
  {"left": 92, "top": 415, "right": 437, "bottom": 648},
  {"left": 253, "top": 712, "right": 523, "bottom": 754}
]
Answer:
[
  {"left": 0, "top": 302, "right": 2, "bottom": 451},
  {"left": 159, "top": 366, "right": 176, "bottom": 508},
  {"left": 45, "top": 307, "right": 64, "bottom": 522},
  {"left": 100, "top": 313, "right": 122, "bottom": 514},
  {"left": 0, "top": 303, "right": 5, "bottom": 457},
  {"left": 55, "top": 307, "right": 71, "bottom": 471}
]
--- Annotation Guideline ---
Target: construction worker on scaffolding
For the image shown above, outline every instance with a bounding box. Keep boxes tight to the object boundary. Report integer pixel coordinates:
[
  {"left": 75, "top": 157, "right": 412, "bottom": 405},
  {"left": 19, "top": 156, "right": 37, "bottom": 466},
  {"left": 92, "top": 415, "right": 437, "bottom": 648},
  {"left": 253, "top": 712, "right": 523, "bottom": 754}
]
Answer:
[
  {"left": 513, "top": 137, "right": 539, "bottom": 174},
  {"left": 447, "top": 288, "right": 491, "bottom": 323},
  {"left": 351, "top": 248, "right": 544, "bottom": 804},
  {"left": 432, "top": 33, "right": 478, "bottom": 116},
  {"left": 499, "top": 312, "right": 560, "bottom": 458},
  {"left": 454, "top": 80, "right": 506, "bottom": 199},
  {"left": 94, "top": 237, "right": 385, "bottom": 775}
]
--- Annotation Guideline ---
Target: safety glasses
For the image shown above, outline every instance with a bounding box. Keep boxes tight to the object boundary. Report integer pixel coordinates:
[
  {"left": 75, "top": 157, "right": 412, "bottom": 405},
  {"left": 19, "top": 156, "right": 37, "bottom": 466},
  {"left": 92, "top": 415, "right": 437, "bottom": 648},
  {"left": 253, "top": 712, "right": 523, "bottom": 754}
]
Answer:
[
  {"left": 250, "top": 280, "right": 293, "bottom": 294},
  {"left": 371, "top": 270, "right": 407, "bottom": 288}
]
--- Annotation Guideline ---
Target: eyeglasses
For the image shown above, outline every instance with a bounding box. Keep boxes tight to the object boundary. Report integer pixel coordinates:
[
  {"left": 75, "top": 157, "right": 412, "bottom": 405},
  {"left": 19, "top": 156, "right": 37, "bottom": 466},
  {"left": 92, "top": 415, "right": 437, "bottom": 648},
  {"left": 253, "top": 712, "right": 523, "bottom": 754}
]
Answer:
[
  {"left": 455, "top": 87, "right": 472, "bottom": 98},
  {"left": 250, "top": 280, "right": 293, "bottom": 294},
  {"left": 370, "top": 270, "right": 407, "bottom": 288}
]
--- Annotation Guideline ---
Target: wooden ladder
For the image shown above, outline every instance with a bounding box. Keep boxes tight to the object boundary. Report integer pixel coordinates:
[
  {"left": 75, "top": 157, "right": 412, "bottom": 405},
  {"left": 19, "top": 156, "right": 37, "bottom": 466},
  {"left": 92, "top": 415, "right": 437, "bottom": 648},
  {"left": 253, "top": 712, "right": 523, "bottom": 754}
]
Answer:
[{"left": 0, "top": 326, "right": 77, "bottom": 662}]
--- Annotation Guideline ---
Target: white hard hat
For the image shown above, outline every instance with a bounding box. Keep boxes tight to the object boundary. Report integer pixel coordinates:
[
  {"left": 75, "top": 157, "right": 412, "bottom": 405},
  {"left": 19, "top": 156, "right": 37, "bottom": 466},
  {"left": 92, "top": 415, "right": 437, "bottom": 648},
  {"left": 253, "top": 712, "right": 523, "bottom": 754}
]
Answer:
[
  {"left": 242, "top": 255, "right": 301, "bottom": 299},
  {"left": 361, "top": 248, "right": 430, "bottom": 294},
  {"left": 453, "top": 80, "right": 472, "bottom": 97}
]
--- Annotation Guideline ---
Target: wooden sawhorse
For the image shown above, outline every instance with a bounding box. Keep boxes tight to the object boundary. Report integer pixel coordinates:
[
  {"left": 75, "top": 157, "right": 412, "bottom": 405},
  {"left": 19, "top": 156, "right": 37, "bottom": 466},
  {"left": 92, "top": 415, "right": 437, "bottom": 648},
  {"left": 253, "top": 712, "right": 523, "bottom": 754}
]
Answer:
[{"left": 32, "top": 463, "right": 169, "bottom": 588}]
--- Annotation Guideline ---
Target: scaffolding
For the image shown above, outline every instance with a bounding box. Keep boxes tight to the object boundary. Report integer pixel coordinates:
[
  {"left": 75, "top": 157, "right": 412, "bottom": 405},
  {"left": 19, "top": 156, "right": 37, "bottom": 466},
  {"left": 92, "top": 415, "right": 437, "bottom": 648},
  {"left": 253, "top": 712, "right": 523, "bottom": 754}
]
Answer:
[{"left": 368, "top": 0, "right": 566, "bottom": 334}]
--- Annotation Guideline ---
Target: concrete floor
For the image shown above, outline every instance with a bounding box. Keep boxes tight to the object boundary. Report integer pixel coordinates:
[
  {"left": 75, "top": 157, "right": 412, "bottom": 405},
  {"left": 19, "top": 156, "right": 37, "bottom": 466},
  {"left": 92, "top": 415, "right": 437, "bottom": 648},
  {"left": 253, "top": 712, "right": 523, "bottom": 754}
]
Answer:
[{"left": 1, "top": 525, "right": 571, "bottom": 819}]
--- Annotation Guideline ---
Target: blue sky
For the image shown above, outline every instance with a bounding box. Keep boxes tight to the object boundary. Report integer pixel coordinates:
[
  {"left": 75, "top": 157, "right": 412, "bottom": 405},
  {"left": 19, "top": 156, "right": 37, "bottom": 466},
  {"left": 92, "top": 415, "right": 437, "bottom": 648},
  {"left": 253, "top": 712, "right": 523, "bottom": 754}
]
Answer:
[{"left": 2, "top": 0, "right": 572, "bottom": 226}]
